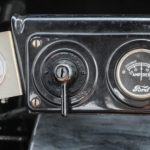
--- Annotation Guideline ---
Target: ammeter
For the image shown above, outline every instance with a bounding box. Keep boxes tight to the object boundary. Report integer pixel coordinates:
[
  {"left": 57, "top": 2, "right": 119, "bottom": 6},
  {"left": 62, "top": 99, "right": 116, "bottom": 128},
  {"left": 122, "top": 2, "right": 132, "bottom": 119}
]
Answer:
[{"left": 116, "top": 49, "right": 150, "bottom": 100}]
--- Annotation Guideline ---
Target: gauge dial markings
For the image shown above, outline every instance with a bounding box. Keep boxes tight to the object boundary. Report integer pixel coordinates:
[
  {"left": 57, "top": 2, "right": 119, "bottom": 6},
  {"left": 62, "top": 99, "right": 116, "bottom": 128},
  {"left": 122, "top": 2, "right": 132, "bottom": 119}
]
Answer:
[{"left": 116, "top": 48, "right": 150, "bottom": 100}]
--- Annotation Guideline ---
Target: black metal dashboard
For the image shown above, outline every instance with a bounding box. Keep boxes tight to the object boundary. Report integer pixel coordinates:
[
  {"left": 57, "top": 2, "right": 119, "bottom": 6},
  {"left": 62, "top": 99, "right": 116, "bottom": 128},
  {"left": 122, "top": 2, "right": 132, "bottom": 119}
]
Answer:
[
  {"left": 1, "top": 0, "right": 150, "bottom": 150},
  {"left": 0, "top": 14, "right": 150, "bottom": 150},
  {"left": 12, "top": 16, "right": 150, "bottom": 115}
]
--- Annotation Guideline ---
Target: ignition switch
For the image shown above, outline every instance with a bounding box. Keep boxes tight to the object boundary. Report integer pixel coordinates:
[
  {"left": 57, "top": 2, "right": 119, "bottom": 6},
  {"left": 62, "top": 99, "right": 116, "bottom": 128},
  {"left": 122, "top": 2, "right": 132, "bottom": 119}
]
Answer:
[
  {"left": 54, "top": 60, "right": 77, "bottom": 116},
  {"left": 30, "top": 40, "right": 98, "bottom": 114}
]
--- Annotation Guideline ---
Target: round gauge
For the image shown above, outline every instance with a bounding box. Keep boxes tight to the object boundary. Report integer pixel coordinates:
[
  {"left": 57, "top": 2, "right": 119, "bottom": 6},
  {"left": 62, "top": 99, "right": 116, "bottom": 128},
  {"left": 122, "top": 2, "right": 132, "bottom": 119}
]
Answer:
[
  {"left": 0, "top": 54, "right": 6, "bottom": 84},
  {"left": 116, "top": 48, "right": 150, "bottom": 100}
]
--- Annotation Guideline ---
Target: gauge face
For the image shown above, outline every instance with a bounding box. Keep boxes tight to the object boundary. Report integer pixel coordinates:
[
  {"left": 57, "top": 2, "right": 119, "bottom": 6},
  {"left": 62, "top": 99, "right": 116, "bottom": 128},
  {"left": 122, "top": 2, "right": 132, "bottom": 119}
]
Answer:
[
  {"left": 116, "top": 49, "right": 150, "bottom": 100},
  {"left": 0, "top": 54, "right": 6, "bottom": 84}
]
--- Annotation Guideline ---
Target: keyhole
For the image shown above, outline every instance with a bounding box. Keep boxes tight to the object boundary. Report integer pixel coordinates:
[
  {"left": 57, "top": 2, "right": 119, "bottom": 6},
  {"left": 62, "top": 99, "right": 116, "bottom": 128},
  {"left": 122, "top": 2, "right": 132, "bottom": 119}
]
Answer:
[
  {"left": 57, "top": 67, "right": 67, "bottom": 78},
  {"left": 55, "top": 65, "right": 69, "bottom": 82},
  {"left": 54, "top": 62, "right": 75, "bottom": 83},
  {"left": 61, "top": 68, "right": 64, "bottom": 78}
]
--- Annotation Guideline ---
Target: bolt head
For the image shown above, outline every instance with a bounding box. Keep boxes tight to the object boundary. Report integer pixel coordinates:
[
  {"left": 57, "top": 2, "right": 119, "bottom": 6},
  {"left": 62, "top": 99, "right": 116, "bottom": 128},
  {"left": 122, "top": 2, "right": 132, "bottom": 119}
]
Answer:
[
  {"left": 31, "top": 98, "right": 41, "bottom": 108},
  {"left": 32, "top": 39, "right": 41, "bottom": 48}
]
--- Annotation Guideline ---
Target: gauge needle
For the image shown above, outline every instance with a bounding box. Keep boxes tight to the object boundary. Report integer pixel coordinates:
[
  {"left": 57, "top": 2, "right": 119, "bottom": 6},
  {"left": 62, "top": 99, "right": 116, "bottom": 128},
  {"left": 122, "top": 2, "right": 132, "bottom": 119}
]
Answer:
[{"left": 140, "top": 62, "right": 143, "bottom": 81}]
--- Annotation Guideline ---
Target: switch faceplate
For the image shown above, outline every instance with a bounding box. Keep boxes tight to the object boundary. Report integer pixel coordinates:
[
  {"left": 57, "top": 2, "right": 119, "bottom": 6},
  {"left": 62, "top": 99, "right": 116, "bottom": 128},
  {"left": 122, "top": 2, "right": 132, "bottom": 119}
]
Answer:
[{"left": 0, "top": 31, "right": 22, "bottom": 99}]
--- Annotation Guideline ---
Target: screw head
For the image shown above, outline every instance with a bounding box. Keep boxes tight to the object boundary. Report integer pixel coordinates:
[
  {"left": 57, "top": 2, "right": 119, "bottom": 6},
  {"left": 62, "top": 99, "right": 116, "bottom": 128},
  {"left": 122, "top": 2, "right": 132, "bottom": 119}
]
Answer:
[
  {"left": 31, "top": 98, "right": 41, "bottom": 108},
  {"left": 31, "top": 39, "right": 41, "bottom": 48}
]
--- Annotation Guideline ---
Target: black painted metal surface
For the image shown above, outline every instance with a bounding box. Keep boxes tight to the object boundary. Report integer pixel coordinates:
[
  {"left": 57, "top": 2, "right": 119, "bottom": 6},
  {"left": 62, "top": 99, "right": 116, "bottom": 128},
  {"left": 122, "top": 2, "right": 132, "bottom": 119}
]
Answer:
[
  {"left": 29, "top": 114, "right": 150, "bottom": 150},
  {"left": 11, "top": 16, "right": 150, "bottom": 113}
]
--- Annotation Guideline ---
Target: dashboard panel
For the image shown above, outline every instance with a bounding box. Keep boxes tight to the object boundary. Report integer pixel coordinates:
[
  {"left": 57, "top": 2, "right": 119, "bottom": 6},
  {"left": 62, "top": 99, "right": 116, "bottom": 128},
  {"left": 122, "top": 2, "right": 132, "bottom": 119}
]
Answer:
[{"left": 11, "top": 16, "right": 150, "bottom": 116}]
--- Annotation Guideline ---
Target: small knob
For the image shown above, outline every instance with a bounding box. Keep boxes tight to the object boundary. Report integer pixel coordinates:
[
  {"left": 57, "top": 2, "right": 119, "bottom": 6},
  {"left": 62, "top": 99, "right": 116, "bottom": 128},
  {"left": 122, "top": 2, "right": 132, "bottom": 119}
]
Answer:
[{"left": 54, "top": 63, "right": 74, "bottom": 117}]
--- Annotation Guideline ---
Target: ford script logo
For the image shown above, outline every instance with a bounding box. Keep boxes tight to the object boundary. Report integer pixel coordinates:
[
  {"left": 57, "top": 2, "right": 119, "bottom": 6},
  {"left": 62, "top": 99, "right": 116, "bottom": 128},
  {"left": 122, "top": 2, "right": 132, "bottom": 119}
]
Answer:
[{"left": 132, "top": 85, "right": 150, "bottom": 93}]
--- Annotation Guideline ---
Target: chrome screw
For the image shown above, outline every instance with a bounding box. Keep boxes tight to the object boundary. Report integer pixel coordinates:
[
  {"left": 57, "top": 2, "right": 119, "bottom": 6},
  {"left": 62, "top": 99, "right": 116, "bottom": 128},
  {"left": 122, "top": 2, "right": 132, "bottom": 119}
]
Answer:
[
  {"left": 31, "top": 98, "right": 41, "bottom": 108},
  {"left": 31, "top": 39, "right": 41, "bottom": 48}
]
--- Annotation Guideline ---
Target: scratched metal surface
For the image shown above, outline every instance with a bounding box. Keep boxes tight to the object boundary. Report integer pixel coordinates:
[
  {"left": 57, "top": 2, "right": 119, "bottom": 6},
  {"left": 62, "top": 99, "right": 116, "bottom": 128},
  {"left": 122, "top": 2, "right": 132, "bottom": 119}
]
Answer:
[{"left": 29, "top": 114, "right": 150, "bottom": 150}]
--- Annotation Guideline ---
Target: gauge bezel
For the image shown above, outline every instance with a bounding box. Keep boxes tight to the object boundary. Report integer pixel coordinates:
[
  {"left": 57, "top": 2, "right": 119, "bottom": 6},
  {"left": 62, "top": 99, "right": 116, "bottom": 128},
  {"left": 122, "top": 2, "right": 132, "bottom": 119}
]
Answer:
[
  {"left": 116, "top": 48, "right": 150, "bottom": 100},
  {"left": 107, "top": 39, "right": 150, "bottom": 108}
]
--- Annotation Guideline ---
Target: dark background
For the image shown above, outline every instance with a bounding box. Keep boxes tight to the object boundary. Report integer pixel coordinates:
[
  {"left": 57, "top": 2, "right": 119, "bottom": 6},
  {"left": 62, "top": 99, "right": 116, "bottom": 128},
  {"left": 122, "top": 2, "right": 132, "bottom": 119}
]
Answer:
[
  {"left": 1, "top": 0, "right": 150, "bottom": 18},
  {"left": 0, "top": 0, "right": 150, "bottom": 30},
  {"left": 26, "top": 0, "right": 150, "bottom": 14}
]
